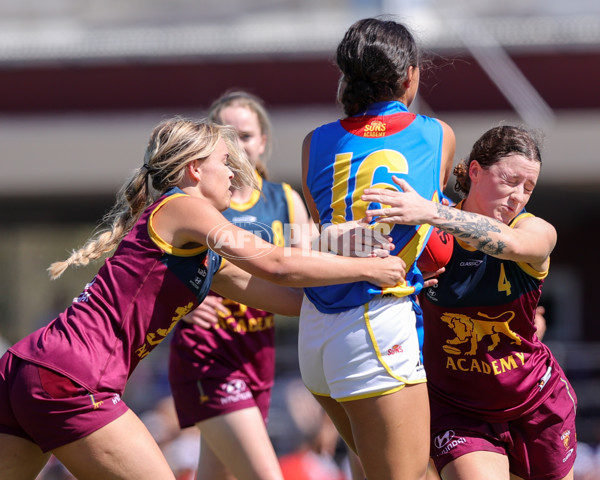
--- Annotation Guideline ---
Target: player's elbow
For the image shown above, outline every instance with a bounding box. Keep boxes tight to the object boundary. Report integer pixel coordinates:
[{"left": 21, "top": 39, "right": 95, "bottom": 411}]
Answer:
[
  {"left": 254, "top": 256, "right": 299, "bottom": 286},
  {"left": 505, "top": 231, "right": 556, "bottom": 264}
]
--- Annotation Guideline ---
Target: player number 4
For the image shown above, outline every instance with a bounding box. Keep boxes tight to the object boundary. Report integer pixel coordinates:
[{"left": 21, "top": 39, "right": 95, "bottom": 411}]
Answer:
[{"left": 498, "top": 263, "right": 512, "bottom": 296}]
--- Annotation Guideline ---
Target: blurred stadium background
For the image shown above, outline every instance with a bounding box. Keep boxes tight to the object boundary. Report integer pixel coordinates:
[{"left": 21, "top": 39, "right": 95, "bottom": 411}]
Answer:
[{"left": 1, "top": 0, "right": 599, "bottom": 475}]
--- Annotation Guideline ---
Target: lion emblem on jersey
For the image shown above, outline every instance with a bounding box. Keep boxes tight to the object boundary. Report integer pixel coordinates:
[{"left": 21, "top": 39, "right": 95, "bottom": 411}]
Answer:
[{"left": 440, "top": 311, "right": 521, "bottom": 356}]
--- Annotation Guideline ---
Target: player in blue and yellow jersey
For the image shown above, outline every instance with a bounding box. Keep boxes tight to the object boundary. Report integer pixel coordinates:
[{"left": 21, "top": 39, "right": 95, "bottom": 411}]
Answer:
[
  {"left": 362, "top": 126, "right": 577, "bottom": 480},
  {"left": 169, "top": 92, "right": 316, "bottom": 480},
  {"left": 299, "top": 17, "right": 455, "bottom": 480},
  {"left": 0, "top": 118, "right": 406, "bottom": 480}
]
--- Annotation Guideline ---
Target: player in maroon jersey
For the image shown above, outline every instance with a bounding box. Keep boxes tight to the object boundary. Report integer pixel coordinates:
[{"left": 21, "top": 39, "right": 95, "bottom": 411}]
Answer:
[
  {"left": 0, "top": 117, "right": 406, "bottom": 480},
  {"left": 362, "top": 125, "right": 576, "bottom": 480}
]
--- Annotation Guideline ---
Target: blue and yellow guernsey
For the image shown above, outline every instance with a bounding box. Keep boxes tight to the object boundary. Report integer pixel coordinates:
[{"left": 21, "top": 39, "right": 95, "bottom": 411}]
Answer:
[
  {"left": 305, "top": 101, "right": 444, "bottom": 313},
  {"left": 223, "top": 174, "right": 295, "bottom": 248}
]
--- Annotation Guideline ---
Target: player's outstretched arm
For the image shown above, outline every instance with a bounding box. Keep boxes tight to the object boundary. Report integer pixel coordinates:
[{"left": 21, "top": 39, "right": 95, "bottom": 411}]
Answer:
[
  {"left": 211, "top": 261, "right": 303, "bottom": 316},
  {"left": 162, "top": 195, "right": 407, "bottom": 289},
  {"left": 362, "top": 177, "right": 555, "bottom": 271}
]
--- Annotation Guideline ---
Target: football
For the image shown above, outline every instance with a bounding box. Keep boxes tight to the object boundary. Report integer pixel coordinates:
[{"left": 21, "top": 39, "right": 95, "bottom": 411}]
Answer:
[
  {"left": 442, "top": 345, "right": 461, "bottom": 355},
  {"left": 417, "top": 227, "right": 454, "bottom": 273}
]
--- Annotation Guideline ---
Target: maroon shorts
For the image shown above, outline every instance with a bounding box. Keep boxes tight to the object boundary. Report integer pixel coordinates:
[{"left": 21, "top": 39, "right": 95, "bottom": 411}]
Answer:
[
  {"left": 170, "top": 374, "right": 271, "bottom": 428},
  {"left": 0, "top": 352, "right": 129, "bottom": 452},
  {"left": 430, "top": 377, "right": 578, "bottom": 480}
]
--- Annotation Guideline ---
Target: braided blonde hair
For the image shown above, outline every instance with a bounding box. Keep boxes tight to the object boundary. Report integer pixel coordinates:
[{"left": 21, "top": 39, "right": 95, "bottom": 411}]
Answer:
[{"left": 48, "top": 117, "right": 257, "bottom": 279}]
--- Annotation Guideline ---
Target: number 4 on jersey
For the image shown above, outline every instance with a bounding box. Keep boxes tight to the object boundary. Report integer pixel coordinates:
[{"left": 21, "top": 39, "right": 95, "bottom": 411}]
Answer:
[{"left": 498, "top": 263, "right": 512, "bottom": 296}]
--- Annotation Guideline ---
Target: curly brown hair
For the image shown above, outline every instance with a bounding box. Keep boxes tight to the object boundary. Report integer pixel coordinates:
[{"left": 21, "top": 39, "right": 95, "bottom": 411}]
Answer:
[{"left": 453, "top": 125, "right": 542, "bottom": 197}]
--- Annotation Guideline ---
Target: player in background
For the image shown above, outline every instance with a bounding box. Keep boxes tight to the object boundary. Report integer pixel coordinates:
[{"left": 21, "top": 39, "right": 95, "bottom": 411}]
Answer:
[
  {"left": 168, "top": 91, "right": 316, "bottom": 480},
  {"left": 299, "top": 17, "right": 455, "bottom": 480},
  {"left": 362, "top": 125, "right": 576, "bottom": 480},
  {"left": 0, "top": 117, "right": 406, "bottom": 480}
]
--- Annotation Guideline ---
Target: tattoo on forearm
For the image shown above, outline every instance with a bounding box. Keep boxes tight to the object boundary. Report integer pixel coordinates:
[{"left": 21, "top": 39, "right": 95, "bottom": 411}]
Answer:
[{"left": 435, "top": 204, "right": 506, "bottom": 254}]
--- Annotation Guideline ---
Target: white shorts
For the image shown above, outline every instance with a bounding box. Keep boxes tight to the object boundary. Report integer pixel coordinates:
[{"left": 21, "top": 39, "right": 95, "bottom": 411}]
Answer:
[{"left": 298, "top": 295, "right": 426, "bottom": 401}]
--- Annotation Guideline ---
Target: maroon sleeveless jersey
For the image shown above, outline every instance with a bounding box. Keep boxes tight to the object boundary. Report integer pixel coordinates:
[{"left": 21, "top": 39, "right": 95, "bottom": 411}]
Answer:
[
  {"left": 9, "top": 188, "right": 221, "bottom": 394},
  {"left": 420, "top": 211, "right": 564, "bottom": 421}
]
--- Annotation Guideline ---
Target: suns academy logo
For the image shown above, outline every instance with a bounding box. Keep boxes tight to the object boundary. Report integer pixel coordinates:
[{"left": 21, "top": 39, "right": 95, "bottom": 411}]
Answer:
[
  {"left": 364, "top": 120, "right": 387, "bottom": 137},
  {"left": 340, "top": 112, "right": 416, "bottom": 138}
]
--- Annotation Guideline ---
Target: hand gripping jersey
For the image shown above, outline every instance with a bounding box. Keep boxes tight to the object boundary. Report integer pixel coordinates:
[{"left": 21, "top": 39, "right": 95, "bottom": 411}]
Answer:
[
  {"left": 420, "top": 206, "right": 573, "bottom": 421},
  {"left": 9, "top": 187, "right": 221, "bottom": 395},
  {"left": 169, "top": 175, "right": 294, "bottom": 391},
  {"left": 304, "top": 101, "right": 444, "bottom": 313}
]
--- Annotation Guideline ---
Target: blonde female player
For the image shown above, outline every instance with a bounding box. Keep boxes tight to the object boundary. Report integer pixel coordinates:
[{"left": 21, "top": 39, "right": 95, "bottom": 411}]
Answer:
[
  {"left": 299, "top": 17, "right": 455, "bottom": 480},
  {"left": 0, "top": 117, "right": 406, "bottom": 480}
]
